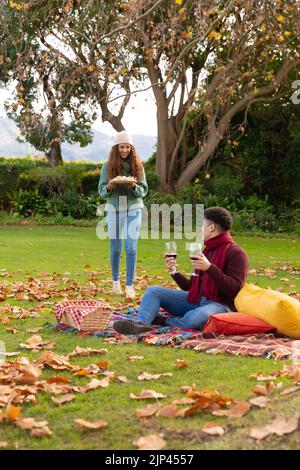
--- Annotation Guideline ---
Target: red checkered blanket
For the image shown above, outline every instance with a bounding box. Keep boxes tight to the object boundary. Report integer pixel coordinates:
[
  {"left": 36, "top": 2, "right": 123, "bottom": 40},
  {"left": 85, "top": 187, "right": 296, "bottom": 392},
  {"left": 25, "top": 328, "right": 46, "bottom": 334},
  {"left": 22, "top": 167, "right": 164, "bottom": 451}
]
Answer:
[{"left": 181, "top": 332, "right": 296, "bottom": 360}]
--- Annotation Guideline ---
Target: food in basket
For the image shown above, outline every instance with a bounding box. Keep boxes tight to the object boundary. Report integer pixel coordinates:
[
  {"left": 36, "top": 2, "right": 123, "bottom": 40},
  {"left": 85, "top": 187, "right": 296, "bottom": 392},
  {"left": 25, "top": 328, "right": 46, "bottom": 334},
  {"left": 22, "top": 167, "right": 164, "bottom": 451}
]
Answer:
[{"left": 109, "top": 175, "right": 137, "bottom": 184}]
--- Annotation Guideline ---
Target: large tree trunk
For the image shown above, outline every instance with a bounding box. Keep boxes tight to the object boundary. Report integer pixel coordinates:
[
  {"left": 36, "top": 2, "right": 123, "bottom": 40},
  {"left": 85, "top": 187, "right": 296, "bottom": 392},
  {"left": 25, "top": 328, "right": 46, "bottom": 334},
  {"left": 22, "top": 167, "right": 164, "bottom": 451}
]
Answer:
[
  {"left": 176, "top": 134, "right": 221, "bottom": 190},
  {"left": 145, "top": 59, "right": 178, "bottom": 192},
  {"left": 156, "top": 109, "right": 177, "bottom": 193},
  {"left": 46, "top": 142, "right": 63, "bottom": 167}
]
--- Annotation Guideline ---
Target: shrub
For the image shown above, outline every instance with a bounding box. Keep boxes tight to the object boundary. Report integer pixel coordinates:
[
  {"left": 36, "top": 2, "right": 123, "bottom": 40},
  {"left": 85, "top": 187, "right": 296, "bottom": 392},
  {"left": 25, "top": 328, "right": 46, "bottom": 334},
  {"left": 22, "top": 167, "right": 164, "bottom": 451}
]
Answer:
[
  {"left": 81, "top": 168, "right": 101, "bottom": 195},
  {"left": 9, "top": 189, "right": 52, "bottom": 217},
  {"left": 177, "top": 181, "right": 207, "bottom": 205},
  {"left": 143, "top": 155, "right": 160, "bottom": 192},
  {"left": 49, "top": 190, "right": 99, "bottom": 219},
  {"left": 144, "top": 191, "right": 178, "bottom": 208},
  {"left": 0, "top": 157, "right": 48, "bottom": 209},
  {"left": 210, "top": 164, "right": 244, "bottom": 200},
  {"left": 19, "top": 165, "right": 84, "bottom": 197}
]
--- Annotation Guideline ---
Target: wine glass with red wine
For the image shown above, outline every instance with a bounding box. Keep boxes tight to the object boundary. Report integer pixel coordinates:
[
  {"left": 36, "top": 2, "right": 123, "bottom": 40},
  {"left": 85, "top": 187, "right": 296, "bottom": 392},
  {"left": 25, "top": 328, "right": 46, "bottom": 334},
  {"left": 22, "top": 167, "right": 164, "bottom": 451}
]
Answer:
[
  {"left": 165, "top": 242, "right": 177, "bottom": 275},
  {"left": 189, "top": 242, "right": 202, "bottom": 276}
]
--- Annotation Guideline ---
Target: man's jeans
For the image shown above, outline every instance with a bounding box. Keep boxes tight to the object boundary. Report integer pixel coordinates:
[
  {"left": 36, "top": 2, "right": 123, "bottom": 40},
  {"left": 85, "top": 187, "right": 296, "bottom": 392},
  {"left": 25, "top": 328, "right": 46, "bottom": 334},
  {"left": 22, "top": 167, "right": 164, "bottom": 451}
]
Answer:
[
  {"left": 136, "top": 286, "right": 231, "bottom": 330},
  {"left": 106, "top": 209, "right": 142, "bottom": 286}
]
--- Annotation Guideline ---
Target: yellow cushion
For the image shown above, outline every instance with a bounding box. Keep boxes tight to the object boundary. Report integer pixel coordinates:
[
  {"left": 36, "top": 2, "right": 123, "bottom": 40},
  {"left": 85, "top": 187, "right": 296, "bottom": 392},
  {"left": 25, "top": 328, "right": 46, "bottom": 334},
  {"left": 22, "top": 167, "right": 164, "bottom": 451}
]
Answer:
[{"left": 235, "top": 283, "right": 300, "bottom": 338}]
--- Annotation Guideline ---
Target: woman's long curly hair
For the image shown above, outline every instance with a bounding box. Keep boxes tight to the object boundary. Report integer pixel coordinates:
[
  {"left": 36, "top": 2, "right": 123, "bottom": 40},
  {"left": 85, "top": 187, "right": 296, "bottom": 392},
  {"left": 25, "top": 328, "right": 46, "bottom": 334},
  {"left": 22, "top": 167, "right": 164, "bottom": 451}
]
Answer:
[{"left": 107, "top": 145, "right": 143, "bottom": 182}]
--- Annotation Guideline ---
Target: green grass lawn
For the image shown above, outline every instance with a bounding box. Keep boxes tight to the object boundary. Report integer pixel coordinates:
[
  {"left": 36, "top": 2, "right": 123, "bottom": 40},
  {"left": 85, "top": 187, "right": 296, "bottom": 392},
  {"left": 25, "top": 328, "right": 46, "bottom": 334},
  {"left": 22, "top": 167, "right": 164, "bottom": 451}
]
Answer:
[{"left": 0, "top": 226, "right": 299, "bottom": 450}]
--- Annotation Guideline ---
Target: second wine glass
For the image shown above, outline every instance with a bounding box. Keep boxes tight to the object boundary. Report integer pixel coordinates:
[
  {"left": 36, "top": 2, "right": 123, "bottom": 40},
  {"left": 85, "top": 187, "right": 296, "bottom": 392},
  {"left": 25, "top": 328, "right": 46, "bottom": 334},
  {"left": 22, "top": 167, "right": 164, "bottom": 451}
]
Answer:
[{"left": 189, "top": 242, "right": 202, "bottom": 276}]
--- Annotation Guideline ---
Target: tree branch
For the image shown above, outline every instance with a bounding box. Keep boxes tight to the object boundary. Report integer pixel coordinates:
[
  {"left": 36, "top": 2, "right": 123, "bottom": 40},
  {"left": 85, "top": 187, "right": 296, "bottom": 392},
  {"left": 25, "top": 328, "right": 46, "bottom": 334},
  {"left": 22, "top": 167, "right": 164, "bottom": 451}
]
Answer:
[
  {"left": 166, "top": 0, "right": 236, "bottom": 81},
  {"left": 95, "top": 0, "right": 166, "bottom": 45}
]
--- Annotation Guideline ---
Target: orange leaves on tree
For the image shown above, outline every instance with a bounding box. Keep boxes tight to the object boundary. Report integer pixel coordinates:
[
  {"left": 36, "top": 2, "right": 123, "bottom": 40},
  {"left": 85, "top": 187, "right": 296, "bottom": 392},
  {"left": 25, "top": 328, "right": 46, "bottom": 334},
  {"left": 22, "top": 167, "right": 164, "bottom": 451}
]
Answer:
[
  {"left": 208, "top": 31, "right": 222, "bottom": 40},
  {"left": 181, "top": 31, "right": 192, "bottom": 39}
]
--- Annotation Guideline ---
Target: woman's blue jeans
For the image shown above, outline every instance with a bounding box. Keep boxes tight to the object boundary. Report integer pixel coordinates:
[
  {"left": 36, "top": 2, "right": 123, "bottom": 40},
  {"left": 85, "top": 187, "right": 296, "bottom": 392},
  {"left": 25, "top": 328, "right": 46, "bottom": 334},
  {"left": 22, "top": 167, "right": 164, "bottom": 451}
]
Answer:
[
  {"left": 106, "top": 209, "right": 142, "bottom": 286},
  {"left": 136, "top": 286, "right": 231, "bottom": 330}
]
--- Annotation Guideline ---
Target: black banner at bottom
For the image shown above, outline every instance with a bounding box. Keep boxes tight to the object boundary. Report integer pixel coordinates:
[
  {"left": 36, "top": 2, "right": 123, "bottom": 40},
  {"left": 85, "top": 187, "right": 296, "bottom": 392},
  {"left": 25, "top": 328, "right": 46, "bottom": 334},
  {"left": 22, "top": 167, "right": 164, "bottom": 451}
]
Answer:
[{"left": 0, "top": 449, "right": 298, "bottom": 467}]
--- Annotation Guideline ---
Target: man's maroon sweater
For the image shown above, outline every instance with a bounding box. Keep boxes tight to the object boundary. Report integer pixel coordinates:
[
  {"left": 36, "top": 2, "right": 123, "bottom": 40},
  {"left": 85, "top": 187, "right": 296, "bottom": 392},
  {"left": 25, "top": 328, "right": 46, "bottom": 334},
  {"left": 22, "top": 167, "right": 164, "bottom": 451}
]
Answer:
[{"left": 172, "top": 244, "right": 249, "bottom": 311}]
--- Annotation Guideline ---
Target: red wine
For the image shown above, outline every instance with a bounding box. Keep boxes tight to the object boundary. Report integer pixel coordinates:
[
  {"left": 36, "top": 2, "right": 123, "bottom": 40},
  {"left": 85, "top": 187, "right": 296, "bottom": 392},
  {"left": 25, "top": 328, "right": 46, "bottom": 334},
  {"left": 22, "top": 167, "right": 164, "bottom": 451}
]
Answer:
[
  {"left": 165, "top": 253, "right": 177, "bottom": 259},
  {"left": 190, "top": 256, "right": 199, "bottom": 260}
]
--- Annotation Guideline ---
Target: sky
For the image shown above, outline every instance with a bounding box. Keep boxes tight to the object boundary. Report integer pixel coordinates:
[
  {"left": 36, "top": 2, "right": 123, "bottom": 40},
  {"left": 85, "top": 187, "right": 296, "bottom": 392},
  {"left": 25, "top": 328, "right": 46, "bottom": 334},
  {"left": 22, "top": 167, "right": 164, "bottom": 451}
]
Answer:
[
  {"left": 0, "top": 81, "right": 158, "bottom": 137},
  {"left": 94, "top": 86, "right": 157, "bottom": 136}
]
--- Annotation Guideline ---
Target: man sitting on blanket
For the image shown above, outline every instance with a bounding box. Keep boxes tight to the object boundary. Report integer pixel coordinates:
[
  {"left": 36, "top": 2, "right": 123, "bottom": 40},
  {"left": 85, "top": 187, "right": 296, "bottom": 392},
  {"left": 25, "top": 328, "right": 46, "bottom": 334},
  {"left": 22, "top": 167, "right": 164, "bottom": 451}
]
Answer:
[{"left": 113, "top": 206, "right": 249, "bottom": 335}]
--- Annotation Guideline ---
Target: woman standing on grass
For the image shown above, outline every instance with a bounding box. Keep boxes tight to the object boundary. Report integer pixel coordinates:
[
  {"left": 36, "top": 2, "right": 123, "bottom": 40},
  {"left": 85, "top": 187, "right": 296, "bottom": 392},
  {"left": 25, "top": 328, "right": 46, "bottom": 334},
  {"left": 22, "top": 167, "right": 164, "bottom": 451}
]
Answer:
[{"left": 98, "top": 131, "right": 148, "bottom": 300}]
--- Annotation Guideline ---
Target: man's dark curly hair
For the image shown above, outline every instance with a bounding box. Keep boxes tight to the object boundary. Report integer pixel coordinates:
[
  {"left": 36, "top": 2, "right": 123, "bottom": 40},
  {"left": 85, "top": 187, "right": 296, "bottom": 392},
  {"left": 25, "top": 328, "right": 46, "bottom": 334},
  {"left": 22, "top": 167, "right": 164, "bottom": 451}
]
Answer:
[{"left": 204, "top": 206, "right": 233, "bottom": 232}]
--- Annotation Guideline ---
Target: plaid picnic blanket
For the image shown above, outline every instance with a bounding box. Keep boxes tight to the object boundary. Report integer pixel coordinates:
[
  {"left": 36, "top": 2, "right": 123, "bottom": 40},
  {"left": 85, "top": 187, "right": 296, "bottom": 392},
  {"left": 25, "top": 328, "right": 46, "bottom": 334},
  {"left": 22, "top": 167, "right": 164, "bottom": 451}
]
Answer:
[
  {"left": 49, "top": 304, "right": 298, "bottom": 359},
  {"left": 180, "top": 332, "right": 296, "bottom": 360},
  {"left": 48, "top": 307, "right": 203, "bottom": 346}
]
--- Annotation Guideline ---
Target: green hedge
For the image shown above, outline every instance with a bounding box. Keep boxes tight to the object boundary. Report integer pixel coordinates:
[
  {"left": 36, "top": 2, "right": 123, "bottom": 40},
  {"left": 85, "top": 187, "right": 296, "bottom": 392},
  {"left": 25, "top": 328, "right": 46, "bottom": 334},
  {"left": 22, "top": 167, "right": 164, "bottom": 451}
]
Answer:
[
  {"left": 1, "top": 157, "right": 299, "bottom": 233},
  {"left": 0, "top": 157, "right": 101, "bottom": 196},
  {"left": 0, "top": 158, "right": 103, "bottom": 217}
]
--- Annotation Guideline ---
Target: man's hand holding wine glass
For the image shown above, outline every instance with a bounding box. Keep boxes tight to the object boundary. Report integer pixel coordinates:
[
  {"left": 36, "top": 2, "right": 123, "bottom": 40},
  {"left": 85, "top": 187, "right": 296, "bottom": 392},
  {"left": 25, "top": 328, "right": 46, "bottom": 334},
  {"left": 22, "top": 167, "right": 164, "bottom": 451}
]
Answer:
[{"left": 191, "top": 253, "right": 211, "bottom": 272}]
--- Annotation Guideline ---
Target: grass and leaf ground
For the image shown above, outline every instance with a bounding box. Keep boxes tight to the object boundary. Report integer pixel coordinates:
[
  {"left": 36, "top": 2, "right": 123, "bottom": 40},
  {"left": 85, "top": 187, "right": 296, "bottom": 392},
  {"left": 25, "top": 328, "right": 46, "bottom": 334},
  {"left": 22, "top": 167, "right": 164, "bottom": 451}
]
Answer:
[{"left": 0, "top": 226, "right": 299, "bottom": 450}]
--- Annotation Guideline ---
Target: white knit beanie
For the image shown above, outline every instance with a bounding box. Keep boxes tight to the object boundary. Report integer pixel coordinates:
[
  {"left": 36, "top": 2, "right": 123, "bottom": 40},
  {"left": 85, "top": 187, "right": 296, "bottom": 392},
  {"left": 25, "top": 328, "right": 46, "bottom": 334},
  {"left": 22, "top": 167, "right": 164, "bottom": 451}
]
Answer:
[{"left": 113, "top": 130, "right": 133, "bottom": 146}]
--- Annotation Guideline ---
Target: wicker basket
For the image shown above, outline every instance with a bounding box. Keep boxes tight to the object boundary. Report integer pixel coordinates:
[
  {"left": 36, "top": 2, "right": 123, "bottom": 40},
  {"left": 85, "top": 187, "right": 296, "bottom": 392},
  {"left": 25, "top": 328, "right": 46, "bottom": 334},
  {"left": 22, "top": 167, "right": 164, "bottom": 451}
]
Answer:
[
  {"left": 54, "top": 300, "right": 114, "bottom": 331},
  {"left": 64, "top": 306, "right": 113, "bottom": 331}
]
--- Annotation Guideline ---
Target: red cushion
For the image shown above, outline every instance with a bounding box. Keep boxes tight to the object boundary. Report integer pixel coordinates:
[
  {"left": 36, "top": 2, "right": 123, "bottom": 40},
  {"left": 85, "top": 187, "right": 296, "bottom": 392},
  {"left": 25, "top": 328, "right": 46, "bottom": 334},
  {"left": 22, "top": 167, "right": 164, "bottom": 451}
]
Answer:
[{"left": 202, "top": 312, "right": 275, "bottom": 335}]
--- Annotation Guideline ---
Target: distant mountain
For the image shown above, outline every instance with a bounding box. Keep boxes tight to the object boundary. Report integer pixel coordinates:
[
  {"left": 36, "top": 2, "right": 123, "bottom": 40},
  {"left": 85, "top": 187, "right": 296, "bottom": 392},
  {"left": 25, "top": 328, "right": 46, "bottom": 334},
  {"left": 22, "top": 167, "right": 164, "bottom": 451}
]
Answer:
[{"left": 0, "top": 116, "right": 157, "bottom": 161}]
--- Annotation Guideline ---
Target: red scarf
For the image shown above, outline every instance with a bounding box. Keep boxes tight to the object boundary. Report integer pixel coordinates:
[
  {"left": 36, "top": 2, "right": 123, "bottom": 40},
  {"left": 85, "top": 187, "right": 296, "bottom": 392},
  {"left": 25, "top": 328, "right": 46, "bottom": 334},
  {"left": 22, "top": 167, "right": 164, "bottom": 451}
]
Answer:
[{"left": 187, "top": 232, "right": 234, "bottom": 304}]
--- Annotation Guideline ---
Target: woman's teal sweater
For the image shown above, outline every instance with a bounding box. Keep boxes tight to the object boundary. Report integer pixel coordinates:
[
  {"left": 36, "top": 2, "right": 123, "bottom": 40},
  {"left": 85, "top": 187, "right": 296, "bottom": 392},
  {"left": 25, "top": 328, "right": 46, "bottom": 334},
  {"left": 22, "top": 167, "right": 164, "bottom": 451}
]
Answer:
[{"left": 98, "top": 158, "right": 148, "bottom": 212}]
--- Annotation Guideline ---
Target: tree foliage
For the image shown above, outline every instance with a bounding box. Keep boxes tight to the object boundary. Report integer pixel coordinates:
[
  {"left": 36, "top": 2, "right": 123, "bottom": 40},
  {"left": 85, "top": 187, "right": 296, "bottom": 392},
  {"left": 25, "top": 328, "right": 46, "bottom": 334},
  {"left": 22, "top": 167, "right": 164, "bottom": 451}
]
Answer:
[{"left": 0, "top": 0, "right": 299, "bottom": 188}]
